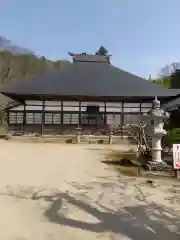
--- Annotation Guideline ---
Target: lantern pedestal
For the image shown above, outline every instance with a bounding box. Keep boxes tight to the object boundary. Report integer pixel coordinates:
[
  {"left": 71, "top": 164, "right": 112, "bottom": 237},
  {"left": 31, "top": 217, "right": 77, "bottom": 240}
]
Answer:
[{"left": 144, "top": 98, "right": 169, "bottom": 170}]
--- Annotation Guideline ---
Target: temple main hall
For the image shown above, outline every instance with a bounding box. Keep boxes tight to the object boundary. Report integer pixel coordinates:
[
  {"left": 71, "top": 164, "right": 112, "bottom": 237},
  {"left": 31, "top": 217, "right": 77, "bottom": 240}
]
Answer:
[{"left": 1, "top": 52, "right": 179, "bottom": 135}]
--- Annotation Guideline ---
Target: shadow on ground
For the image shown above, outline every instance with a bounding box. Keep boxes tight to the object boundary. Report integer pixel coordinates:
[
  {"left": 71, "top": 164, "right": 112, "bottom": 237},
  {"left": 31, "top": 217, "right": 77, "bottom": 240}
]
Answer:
[
  {"left": 1, "top": 183, "right": 180, "bottom": 240},
  {"left": 43, "top": 193, "right": 180, "bottom": 239}
]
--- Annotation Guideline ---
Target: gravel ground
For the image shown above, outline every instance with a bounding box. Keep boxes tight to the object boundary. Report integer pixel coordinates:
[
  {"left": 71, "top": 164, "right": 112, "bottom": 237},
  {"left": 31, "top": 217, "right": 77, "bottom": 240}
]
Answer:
[{"left": 0, "top": 141, "right": 179, "bottom": 240}]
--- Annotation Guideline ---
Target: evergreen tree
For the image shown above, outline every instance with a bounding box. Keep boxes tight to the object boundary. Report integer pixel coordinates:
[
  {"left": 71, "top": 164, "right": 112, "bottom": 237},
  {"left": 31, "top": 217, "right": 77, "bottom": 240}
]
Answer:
[{"left": 96, "top": 46, "right": 108, "bottom": 56}]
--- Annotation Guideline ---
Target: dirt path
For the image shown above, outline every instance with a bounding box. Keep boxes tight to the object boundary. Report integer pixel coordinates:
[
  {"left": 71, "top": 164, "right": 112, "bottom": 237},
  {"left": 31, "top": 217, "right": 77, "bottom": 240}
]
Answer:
[{"left": 0, "top": 142, "right": 179, "bottom": 239}]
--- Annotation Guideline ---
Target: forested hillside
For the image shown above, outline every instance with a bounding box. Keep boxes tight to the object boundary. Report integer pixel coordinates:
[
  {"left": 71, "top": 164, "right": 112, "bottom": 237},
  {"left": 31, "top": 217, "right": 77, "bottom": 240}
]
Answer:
[
  {"left": 0, "top": 51, "right": 70, "bottom": 85},
  {"left": 0, "top": 51, "right": 70, "bottom": 107},
  {"left": 153, "top": 77, "right": 170, "bottom": 88}
]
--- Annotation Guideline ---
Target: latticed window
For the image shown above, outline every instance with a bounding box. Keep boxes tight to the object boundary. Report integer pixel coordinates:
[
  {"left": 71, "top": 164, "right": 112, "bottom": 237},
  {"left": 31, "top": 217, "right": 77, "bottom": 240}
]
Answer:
[
  {"left": 34, "top": 113, "right": 42, "bottom": 124},
  {"left": 16, "top": 112, "right": 23, "bottom": 124},
  {"left": 26, "top": 113, "right": 34, "bottom": 124},
  {"left": 26, "top": 112, "right": 42, "bottom": 124},
  {"left": 63, "top": 113, "right": 79, "bottom": 124},
  {"left": 9, "top": 112, "right": 17, "bottom": 124},
  {"left": 45, "top": 113, "right": 61, "bottom": 124},
  {"left": 45, "top": 113, "right": 53, "bottom": 124},
  {"left": 71, "top": 114, "right": 79, "bottom": 124},
  {"left": 106, "top": 114, "right": 121, "bottom": 125},
  {"left": 53, "top": 113, "right": 61, "bottom": 124},
  {"left": 63, "top": 113, "right": 71, "bottom": 124},
  {"left": 9, "top": 112, "right": 23, "bottom": 124}
]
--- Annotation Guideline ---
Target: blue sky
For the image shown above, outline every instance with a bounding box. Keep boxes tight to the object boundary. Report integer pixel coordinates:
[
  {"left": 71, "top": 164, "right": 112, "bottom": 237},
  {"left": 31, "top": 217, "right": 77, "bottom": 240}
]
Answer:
[{"left": 0, "top": 0, "right": 179, "bottom": 77}]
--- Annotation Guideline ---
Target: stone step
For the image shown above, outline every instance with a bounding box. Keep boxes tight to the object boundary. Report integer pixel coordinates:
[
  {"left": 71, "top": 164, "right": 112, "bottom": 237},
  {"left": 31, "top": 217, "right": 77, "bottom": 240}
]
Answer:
[
  {"left": 8, "top": 135, "right": 76, "bottom": 143},
  {"left": 7, "top": 134, "right": 134, "bottom": 145}
]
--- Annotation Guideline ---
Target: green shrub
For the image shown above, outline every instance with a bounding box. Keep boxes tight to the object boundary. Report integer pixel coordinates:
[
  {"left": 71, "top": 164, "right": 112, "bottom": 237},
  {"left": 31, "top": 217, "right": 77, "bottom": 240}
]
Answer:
[
  {"left": 162, "top": 128, "right": 180, "bottom": 148},
  {"left": 169, "top": 128, "right": 180, "bottom": 142},
  {"left": 106, "top": 150, "right": 137, "bottom": 162},
  {"left": 162, "top": 135, "right": 172, "bottom": 148},
  {"left": 0, "top": 134, "right": 6, "bottom": 139},
  {"left": 66, "top": 138, "right": 73, "bottom": 143}
]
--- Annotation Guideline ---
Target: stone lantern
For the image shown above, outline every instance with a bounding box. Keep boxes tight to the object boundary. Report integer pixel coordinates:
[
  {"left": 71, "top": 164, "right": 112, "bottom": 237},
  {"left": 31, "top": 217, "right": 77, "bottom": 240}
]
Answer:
[
  {"left": 144, "top": 97, "right": 169, "bottom": 166},
  {"left": 76, "top": 126, "right": 82, "bottom": 144}
]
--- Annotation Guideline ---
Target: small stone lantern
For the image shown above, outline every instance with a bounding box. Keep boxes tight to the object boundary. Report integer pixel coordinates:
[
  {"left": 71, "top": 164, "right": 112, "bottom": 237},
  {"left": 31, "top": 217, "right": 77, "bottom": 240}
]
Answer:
[
  {"left": 144, "top": 97, "right": 169, "bottom": 166},
  {"left": 76, "top": 126, "right": 82, "bottom": 144},
  {"left": 108, "top": 131, "right": 113, "bottom": 144}
]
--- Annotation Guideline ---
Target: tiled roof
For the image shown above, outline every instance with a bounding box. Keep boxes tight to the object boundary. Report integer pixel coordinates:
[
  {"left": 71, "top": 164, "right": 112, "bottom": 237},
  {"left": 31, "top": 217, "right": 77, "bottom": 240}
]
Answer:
[{"left": 1, "top": 54, "right": 180, "bottom": 101}]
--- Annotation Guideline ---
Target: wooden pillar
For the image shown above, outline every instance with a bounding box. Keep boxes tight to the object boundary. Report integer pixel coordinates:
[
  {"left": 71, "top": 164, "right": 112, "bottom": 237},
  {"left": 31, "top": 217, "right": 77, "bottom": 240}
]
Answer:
[
  {"left": 61, "top": 101, "right": 63, "bottom": 124},
  {"left": 41, "top": 99, "right": 45, "bottom": 136},
  {"left": 140, "top": 102, "right": 142, "bottom": 115},
  {"left": 139, "top": 102, "right": 142, "bottom": 144},
  {"left": 5, "top": 110, "right": 9, "bottom": 132},
  {"left": 23, "top": 102, "right": 26, "bottom": 134},
  {"left": 79, "top": 101, "right": 81, "bottom": 126},
  {"left": 104, "top": 101, "right": 107, "bottom": 134},
  {"left": 121, "top": 102, "right": 124, "bottom": 139},
  {"left": 104, "top": 101, "right": 106, "bottom": 125}
]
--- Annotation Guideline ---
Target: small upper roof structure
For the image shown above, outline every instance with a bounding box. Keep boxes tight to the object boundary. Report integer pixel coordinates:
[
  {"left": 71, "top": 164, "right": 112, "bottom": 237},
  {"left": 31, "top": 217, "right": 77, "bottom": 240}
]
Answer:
[
  {"left": 69, "top": 52, "right": 111, "bottom": 64},
  {"left": 1, "top": 52, "right": 180, "bottom": 102}
]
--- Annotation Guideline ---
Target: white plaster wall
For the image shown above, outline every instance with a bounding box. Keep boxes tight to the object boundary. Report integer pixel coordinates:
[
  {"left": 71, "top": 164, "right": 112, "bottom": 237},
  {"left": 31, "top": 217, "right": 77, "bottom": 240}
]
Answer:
[
  {"left": 45, "top": 106, "right": 62, "bottom": 111},
  {"left": 11, "top": 105, "right": 43, "bottom": 111},
  {"left": 44, "top": 101, "right": 61, "bottom": 106},
  {"left": 25, "top": 100, "right": 43, "bottom": 105},
  {"left": 9, "top": 101, "right": 152, "bottom": 113}
]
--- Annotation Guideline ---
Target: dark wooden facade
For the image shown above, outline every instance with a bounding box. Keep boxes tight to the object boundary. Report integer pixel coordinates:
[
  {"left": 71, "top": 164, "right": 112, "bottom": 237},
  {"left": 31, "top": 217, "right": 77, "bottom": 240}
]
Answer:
[{"left": 6, "top": 100, "right": 152, "bottom": 135}]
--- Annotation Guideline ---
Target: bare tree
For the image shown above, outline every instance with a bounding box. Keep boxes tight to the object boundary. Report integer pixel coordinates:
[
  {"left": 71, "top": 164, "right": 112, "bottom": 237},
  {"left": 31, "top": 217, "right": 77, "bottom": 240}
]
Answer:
[{"left": 159, "top": 62, "right": 180, "bottom": 77}]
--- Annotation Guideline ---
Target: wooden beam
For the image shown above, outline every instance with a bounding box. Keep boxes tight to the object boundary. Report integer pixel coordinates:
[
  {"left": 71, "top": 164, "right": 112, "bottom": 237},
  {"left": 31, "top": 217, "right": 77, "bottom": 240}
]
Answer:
[
  {"left": 23, "top": 103, "right": 26, "bottom": 134},
  {"left": 79, "top": 101, "right": 81, "bottom": 125},
  {"left": 41, "top": 99, "right": 45, "bottom": 136},
  {"left": 61, "top": 101, "right": 63, "bottom": 124},
  {"left": 121, "top": 102, "right": 124, "bottom": 139},
  {"left": 140, "top": 102, "right": 142, "bottom": 115},
  {"left": 104, "top": 101, "right": 106, "bottom": 125}
]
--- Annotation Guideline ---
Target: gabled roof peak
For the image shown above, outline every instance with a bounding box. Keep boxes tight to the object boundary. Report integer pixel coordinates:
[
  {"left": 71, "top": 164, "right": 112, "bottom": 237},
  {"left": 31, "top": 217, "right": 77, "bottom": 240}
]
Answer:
[{"left": 68, "top": 52, "right": 111, "bottom": 64}]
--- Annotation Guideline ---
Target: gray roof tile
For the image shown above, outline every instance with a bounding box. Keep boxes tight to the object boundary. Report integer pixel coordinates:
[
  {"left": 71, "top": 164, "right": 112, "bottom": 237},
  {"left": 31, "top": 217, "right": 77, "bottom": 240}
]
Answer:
[{"left": 1, "top": 61, "right": 179, "bottom": 100}]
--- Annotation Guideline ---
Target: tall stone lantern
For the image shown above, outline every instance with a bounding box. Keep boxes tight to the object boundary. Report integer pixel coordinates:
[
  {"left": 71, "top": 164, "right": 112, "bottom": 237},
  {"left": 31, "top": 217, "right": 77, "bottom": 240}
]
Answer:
[{"left": 144, "top": 97, "right": 169, "bottom": 166}]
